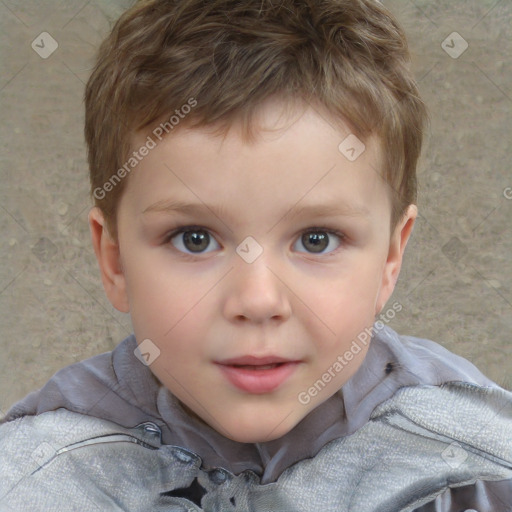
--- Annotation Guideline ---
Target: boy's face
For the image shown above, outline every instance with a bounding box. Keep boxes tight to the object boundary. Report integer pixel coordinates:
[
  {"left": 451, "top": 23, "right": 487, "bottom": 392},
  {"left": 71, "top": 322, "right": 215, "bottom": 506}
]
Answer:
[{"left": 90, "top": 100, "right": 416, "bottom": 443}]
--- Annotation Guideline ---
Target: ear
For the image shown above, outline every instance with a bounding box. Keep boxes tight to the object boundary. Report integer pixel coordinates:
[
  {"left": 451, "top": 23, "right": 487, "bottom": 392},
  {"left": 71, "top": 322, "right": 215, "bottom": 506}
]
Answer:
[
  {"left": 88, "top": 206, "right": 130, "bottom": 313},
  {"left": 375, "top": 204, "right": 417, "bottom": 315}
]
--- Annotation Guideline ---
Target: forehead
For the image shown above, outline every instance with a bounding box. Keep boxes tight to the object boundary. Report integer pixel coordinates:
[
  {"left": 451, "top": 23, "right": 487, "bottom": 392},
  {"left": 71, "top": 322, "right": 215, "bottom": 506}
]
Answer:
[{"left": 123, "top": 101, "right": 390, "bottom": 225}]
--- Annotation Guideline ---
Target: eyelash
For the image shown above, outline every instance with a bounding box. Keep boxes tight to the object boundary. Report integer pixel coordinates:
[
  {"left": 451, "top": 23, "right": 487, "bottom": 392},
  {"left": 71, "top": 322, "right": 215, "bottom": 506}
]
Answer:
[{"left": 163, "top": 224, "right": 347, "bottom": 260}]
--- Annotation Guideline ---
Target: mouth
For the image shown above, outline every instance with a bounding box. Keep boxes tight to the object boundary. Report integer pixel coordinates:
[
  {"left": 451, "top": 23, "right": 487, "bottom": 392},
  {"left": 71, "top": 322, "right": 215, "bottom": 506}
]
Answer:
[
  {"left": 229, "top": 362, "right": 286, "bottom": 370},
  {"left": 215, "top": 355, "right": 302, "bottom": 394}
]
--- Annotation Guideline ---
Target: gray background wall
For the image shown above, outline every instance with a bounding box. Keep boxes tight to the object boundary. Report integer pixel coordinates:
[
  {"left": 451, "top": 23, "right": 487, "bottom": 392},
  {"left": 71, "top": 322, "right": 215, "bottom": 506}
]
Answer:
[{"left": 0, "top": 0, "right": 511, "bottom": 417}]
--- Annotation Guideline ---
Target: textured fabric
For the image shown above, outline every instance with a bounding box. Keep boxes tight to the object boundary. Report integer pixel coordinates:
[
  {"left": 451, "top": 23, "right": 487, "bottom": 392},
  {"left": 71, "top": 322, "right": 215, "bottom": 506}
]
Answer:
[
  {"left": 1, "top": 383, "right": 511, "bottom": 511},
  {"left": 2, "top": 325, "right": 512, "bottom": 509},
  {"left": 414, "top": 479, "right": 512, "bottom": 512},
  {"left": 1, "top": 325, "right": 498, "bottom": 484}
]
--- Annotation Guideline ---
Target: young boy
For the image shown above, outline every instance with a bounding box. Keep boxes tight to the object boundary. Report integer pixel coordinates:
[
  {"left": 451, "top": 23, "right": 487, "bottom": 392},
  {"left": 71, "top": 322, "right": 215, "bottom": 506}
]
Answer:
[{"left": 1, "top": 0, "right": 511, "bottom": 510}]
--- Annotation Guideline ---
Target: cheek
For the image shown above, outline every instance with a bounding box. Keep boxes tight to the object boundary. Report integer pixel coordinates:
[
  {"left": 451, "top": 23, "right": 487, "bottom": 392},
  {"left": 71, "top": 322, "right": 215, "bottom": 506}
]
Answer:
[
  {"left": 307, "top": 265, "right": 381, "bottom": 330},
  {"left": 123, "top": 249, "right": 203, "bottom": 322},
  {"left": 126, "top": 273, "right": 215, "bottom": 368},
  {"left": 299, "top": 270, "right": 382, "bottom": 381}
]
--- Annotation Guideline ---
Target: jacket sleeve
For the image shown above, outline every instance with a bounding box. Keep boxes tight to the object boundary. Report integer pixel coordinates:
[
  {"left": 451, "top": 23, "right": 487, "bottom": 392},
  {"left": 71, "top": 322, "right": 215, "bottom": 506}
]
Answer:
[{"left": 413, "top": 478, "right": 512, "bottom": 512}]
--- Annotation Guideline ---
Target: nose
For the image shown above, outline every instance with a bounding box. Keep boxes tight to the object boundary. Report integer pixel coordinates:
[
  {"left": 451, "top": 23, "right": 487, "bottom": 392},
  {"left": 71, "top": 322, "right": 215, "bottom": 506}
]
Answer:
[{"left": 222, "top": 257, "right": 292, "bottom": 324}]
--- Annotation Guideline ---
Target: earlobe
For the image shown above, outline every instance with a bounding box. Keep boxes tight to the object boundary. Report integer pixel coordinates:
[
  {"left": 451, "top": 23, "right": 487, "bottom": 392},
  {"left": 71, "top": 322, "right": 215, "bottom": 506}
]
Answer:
[
  {"left": 375, "top": 204, "right": 417, "bottom": 315},
  {"left": 88, "top": 207, "right": 130, "bottom": 313}
]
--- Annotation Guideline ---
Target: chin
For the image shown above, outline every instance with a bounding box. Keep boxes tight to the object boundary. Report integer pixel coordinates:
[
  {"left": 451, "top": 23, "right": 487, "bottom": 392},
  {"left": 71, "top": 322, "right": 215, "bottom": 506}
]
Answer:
[
  {"left": 220, "top": 415, "right": 298, "bottom": 443},
  {"left": 224, "top": 430, "right": 287, "bottom": 444}
]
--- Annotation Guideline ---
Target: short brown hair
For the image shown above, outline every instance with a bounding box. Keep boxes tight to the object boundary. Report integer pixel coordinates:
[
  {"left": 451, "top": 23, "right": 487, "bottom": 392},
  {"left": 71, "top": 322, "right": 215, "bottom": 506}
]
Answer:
[{"left": 85, "top": 0, "right": 428, "bottom": 240}]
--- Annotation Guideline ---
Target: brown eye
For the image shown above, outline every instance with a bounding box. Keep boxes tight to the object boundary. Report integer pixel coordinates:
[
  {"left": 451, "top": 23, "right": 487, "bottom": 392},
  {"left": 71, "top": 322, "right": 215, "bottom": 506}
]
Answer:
[
  {"left": 182, "top": 230, "right": 210, "bottom": 252},
  {"left": 169, "top": 227, "right": 220, "bottom": 254},
  {"left": 302, "top": 232, "right": 328, "bottom": 253},
  {"left": 294, "top": 229, "right": 343, "bottom": 255}
]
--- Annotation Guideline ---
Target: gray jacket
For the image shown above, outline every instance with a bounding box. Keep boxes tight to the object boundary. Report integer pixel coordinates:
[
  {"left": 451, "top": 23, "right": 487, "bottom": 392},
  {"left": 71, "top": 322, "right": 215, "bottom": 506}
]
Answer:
[
  {"left": 0, "top": 383, "right": 511, "bottom": 511},
  {"left": 1, "top": 326, "right": 511, "bottom": 510}
]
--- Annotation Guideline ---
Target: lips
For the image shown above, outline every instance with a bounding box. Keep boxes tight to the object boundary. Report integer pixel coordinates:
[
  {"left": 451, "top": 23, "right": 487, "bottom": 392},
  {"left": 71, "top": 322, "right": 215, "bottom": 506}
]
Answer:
[
  {"left": 215, "top": 355, "right": 301, "bottom": 394},
  {"left": 218, "top": 355, "right": 295, "bottom": 366},
  {"left": 232, "top": 363, "right": 283, "bottom": 370}
]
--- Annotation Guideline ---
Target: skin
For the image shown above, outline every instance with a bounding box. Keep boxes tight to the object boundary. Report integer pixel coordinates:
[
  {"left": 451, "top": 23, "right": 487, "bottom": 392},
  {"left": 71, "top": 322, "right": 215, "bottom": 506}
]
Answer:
[{"left": 89, "top": 99, "right": 416, "bottom": 443}]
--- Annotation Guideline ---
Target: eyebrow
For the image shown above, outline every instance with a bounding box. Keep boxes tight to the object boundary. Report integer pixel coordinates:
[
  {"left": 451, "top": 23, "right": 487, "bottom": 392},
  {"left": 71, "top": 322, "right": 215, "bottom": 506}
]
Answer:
[
  {"left": 288, "top": 202, "right": 370, "bottom": 219},
  {"left": 143, "top": 199, "right": 370, "bottom": 220},
  {"left": 143, "top": 199, "right": 228, "bottom": 219}
]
